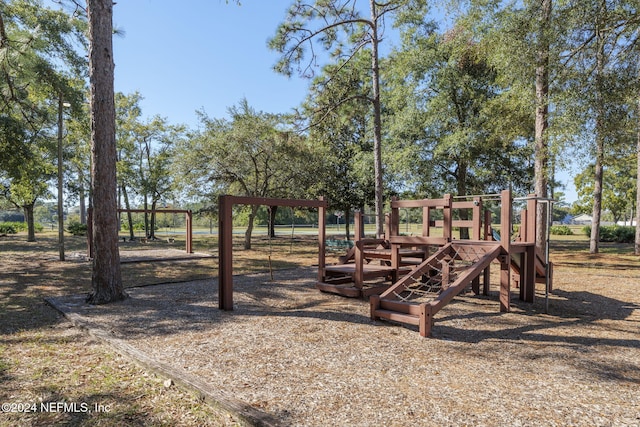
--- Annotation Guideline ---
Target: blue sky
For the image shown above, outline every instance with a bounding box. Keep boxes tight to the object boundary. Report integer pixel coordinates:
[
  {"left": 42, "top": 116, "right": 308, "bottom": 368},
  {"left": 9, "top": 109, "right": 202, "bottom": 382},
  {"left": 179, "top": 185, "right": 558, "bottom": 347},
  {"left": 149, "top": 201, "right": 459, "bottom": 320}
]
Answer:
[
  {"left": 111, "top": 1, "right": 578, "bottom": 203},
  {"left": 113, "top": 1, "right": 310, "bottom": 128}
]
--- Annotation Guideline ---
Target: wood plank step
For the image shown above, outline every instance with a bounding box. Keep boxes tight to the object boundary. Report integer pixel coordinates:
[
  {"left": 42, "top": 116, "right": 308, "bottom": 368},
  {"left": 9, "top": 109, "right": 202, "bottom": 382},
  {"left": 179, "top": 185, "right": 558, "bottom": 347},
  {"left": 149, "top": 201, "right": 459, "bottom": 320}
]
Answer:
[
  {"left": 361, "top": 285, "right": 392, "bottom": 297},
  {"left": 373, "top": 309, "right": 420, "bottom": 326},
  {"left": 379, "top": 299, "right": 422, "bottom": 315},
  {"left": 315, "top": 282, "right": 361, "bottom": 298}
]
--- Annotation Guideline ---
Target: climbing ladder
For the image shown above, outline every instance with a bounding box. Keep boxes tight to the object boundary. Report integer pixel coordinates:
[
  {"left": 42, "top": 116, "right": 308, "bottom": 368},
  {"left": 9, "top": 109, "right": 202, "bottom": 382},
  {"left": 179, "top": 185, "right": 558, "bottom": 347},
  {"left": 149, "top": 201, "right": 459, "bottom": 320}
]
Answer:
[{"left": 370, "top": 241, "right": 504, "bottom": 337}]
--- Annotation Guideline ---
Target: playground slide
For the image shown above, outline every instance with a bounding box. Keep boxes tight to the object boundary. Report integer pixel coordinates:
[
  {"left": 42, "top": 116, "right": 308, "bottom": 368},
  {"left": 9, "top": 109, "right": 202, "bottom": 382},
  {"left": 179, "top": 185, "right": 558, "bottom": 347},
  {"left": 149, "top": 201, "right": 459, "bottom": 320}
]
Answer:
[{"left": 510, "top": 249, "right": 550, "bottom": 283}]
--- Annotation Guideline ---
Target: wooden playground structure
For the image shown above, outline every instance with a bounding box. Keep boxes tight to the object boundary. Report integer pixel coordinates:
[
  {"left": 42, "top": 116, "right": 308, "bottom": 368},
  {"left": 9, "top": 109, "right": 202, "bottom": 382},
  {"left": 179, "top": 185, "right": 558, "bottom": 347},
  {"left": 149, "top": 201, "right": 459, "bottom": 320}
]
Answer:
[
  {"left": 217, "top": 195, "right": 328, "bottom": 311},
  {"left": 317, "top": 189, "right": 553, "bottom": 337},
  {"left": 216, "top": 190, "right": 553, "bottom": 337}
]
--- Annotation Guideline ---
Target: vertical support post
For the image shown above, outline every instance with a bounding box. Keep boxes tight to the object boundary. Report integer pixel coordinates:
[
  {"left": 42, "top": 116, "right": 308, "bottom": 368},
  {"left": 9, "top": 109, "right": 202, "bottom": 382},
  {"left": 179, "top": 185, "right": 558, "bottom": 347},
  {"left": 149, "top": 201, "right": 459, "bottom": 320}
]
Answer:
[
  {"left": 218, "top": 195, "right": 234, "bottom": 311},
  {"left": 472, "top": 197, "right": 482, "bottom": 241},
  {"left": 186, "top": 210, "right": 193, "bottom": 253},
  {"left": 483, "top": 209, "right": 491, "bottom": 295},
  {"left": 423, "top": 204, "right": 431, "bottom": 237},
  {"left": 423, "top": 204, "right": 432, "bottom": 259},
  {"left": 524, "top": 195, "right": 537, "bottom": 302},
  {"left": 443, "top": 194, "right": 452, "bottom": 242},
  {"left": 390, "top": 196, "right": 399, "bottom": 238},
  {"left": 354, "top": 211, "right": 364, "bottom": 289},
  {"left": 520, "top": 209, "right": 529, "bottom": 242},
  {"left": 370, "top": 294, "right": 380, "bottom": 320},
  {"left": 317, "top": 196, "right": 326, "bottom": 283},
  {"left": 384, "top": 213, "right": 391, "bottom": 241},
  {"left": 472, "top": 198, "right": 482, "bottom": 294},
  {"left": 484, "top": 210, "right": 492, "bottom": 241},
  {"left": 522, "top": 244, "right": 536, "bottom": 302},
  {"left": 527, "top": 195, "right": 537, "bottom": 244},
  {"left": 419, "top": 302, "right": 433, "bottom": 337},
  {"left": 389, "top": 197, "right": 400, "bottom": 270},
  {"left": 500, "top": 189, "right": 512, "bottom": 312}
]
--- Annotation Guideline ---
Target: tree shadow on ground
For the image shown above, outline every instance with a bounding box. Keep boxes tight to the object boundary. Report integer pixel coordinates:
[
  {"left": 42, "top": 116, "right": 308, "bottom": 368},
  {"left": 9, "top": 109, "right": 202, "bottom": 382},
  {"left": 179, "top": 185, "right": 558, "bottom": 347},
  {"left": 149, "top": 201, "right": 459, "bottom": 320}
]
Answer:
[{"left": 431, "top": 288, "right": 639, "bottom": 348}]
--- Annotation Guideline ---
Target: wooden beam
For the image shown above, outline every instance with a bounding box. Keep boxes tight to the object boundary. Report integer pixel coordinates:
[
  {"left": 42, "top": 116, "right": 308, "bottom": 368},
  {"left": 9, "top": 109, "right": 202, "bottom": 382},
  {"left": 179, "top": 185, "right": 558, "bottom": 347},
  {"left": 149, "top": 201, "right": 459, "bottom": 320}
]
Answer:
[
  {"left": 317, "top": 196, "right": 326, "bottom": 282},
  {"left": 219, "top": 195, "right": 326, "bottom": 209},
  {"left": 500, "top": 189, "right": 512, "bottom": 312},
  {"left": 218, "top": 195, "right": 234, "bottom": 311},
  {"left": 391, "top": 197, "right": 452, "bottom": 209},
  {"left": 186, "top": 210, "right": 193, "bottom": 253}
]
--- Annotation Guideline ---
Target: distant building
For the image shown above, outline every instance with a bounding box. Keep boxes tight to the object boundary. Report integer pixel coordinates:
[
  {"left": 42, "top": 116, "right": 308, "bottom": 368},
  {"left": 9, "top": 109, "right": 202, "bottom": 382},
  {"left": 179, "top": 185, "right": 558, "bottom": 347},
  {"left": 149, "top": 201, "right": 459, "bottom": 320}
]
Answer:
[
  {"left": 563, "top": 214, "right": 592, "bottom": 225},
  {"left": 0, "top": 210, "right": 24, "bottom": 222}
]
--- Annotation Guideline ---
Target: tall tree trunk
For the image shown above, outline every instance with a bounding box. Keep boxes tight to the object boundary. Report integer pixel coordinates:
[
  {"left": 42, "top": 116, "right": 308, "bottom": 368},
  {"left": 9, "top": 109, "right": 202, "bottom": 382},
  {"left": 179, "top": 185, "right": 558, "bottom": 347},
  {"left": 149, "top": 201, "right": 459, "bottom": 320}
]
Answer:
[
  {"left": 149, "top": 199, "right": 157, "bottom": 239},
  {"left": 23, "top": 203, "right": 36, "bottom": 242},
  {"left": 344, "top": 210, "right": 351, "bottom": 240},
  {"left": 269, "top": 206, "right": 277, "bottom": 238},
  {"left": 86, "top": 0, "right": 125, "bottom": 304},
  {"left": 590, "top": 10, "right": 606, "bottom": 255},
  {"left": 370, "top": 0, "right": 384, "bottom": 238},
  {"left": 79, "top": 172, "right": 86, "bottom": 225},
  {"left": 143, "top": 193, "right": 149, "bottom": 238},
  {"left": 534, "top": 0, "right": 552, "bottom": 254},
  {"left": 121, "top": 184, "right": 134, "bottom": 240},
  {"left": 244, "top": 205, "right": 259, "bottom": 250},
  {"left": 635, "top": 57, "right": 640, "bottom": 255}
]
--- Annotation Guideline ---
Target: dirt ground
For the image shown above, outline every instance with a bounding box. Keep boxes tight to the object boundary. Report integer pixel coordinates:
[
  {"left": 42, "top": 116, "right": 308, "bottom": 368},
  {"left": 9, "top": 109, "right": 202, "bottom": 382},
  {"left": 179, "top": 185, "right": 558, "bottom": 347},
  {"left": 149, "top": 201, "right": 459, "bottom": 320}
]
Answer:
[{"left": 1, "top": 233, "right": 639, "bottom": 426}]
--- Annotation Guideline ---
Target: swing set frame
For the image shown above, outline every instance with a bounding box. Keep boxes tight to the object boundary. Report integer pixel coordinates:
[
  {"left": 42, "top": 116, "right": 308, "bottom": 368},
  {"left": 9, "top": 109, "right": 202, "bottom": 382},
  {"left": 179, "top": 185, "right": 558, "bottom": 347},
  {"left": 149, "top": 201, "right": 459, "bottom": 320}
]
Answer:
[
  {"left": 218, "top": 195, "right": 327, "bottom": 311},
  {"left": 86, "top": 207, "right": 194, "bottom": 258}
]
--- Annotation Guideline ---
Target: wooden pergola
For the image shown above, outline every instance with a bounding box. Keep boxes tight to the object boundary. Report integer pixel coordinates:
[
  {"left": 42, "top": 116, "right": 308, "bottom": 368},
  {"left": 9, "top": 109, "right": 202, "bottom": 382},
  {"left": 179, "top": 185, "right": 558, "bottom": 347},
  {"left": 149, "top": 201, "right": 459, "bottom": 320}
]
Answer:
[{"left": 218, "top": 195, "right": 327, "bottom": 311}]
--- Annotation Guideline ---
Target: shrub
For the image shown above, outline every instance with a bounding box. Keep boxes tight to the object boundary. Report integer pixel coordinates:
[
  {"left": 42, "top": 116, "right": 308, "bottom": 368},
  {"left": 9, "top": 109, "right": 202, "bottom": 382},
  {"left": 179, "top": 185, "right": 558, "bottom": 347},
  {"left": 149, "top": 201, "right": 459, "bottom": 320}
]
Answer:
[
  {"left": 550, "top": 225, "right": 573, "bottom": 235},
  {"left": 583, "top": 225, "right": 635, "bottom": 243},
  {"left": 0, "top": 223, "right": 16, "bottom": 234},
  {"left": 0, "top": 221, "right": 43, "bottom": 233},
  {"left": 67, "top": 221, "right": 88, "bottom": 236}
]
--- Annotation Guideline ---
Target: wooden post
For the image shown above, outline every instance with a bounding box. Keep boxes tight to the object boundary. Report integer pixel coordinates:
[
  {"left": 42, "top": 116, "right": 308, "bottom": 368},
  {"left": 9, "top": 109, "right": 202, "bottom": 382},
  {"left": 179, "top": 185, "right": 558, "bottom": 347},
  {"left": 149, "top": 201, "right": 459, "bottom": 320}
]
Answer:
[
  {"left": 216, "top": 196, "right": 327, "bottom": 311},
  {"left": 527, "top": 195, "right": 537, "bottom": 244},
  {"left": 520, "top": 209, "right": 529, "bottom": 242},
  {"left": 390, "top": 198, "right": 400, "bottom": 270},
  {"left": 482, "top": 208, "right": 491, "bottom": 295},
  {"left": 318, "top": 196, "right": 326, "bottom": 283},
  {"left": 443, "top": 194, "right": 452, "bottom": 242},
  {"left": 523, "top": 244, "right": 536, "bottom": 303},
  {"left": 524, "top": 195, "right": 537, "bottom": 302},
  {"left": 384, "top": 213, "right": 391, "bottom": 241},
  {"left": 423, "top": 203, "right": 431, "bottom": 237},
  {"left": 419, "top": 302, "right": 433, "bottom": 337},
  {"left": 471, "top": 198, "right": 482, "bottom": 294},
  {"left": 499, "top": 189, "right": 512, "bottom": 312},
  {"left": 354, "top": 211, "right": 364, "bottom": 288},
  {"left": 370, "top": 294, "right": 380, "bottom": 320},
  {"left": 390, "top": 196, "right": 399, "bottom": 237},
  {"left": 472, "top": 197, "right": 482, "bottom": 241},
  {"left": 186, "top": 210, "right": 193, "bottom": 253},
  {"left": 218, "top": 195, "right": 234, "bottom": 311}
]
